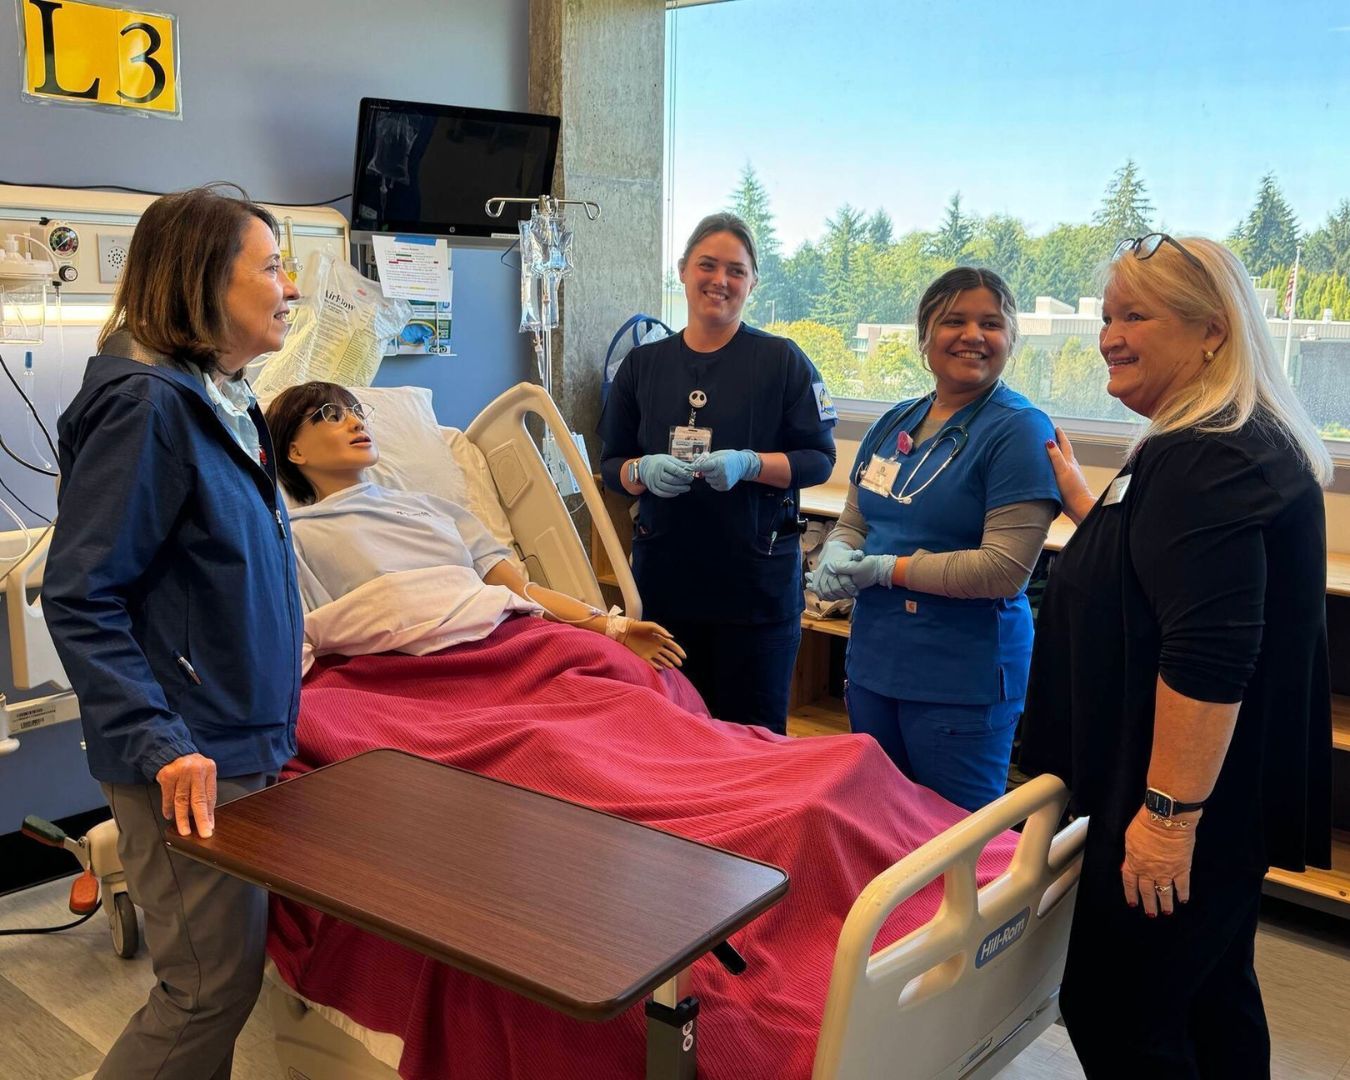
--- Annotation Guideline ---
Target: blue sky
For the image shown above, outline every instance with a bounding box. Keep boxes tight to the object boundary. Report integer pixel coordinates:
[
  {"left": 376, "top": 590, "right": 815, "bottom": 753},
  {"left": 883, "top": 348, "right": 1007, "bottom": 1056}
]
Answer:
[{"left": 666, "top": 0, "right": 1350, "bottom": 256}]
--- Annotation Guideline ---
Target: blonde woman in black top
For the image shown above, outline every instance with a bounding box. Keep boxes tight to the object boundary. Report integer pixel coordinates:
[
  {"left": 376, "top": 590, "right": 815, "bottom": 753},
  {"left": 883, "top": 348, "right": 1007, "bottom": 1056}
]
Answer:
[{"left": 1020, "top": 234, "right": 1333, "bottom": 1079}]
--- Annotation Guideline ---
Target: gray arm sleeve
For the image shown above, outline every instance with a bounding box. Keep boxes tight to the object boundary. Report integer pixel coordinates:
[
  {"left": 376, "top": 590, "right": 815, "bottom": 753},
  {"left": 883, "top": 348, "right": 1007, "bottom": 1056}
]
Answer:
[
  {"left": 824, "top": 482, "right": 868, "bottom": 549},
  {"left": 906, "top": 499, "right": 1058, "bottom": 599}
]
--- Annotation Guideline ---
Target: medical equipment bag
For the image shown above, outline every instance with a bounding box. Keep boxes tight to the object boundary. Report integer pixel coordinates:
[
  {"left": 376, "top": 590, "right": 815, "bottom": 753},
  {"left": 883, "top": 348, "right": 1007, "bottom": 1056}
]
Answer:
[{"left": 601, "top": 314, "right": 672, "bottom": 407}]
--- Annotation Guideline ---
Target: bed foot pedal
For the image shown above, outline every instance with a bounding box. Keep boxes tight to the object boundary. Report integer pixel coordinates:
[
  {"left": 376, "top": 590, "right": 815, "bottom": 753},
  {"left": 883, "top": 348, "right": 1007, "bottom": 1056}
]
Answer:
[{"left": 645, "top": 995, "right": 699, "bottom": 1080}]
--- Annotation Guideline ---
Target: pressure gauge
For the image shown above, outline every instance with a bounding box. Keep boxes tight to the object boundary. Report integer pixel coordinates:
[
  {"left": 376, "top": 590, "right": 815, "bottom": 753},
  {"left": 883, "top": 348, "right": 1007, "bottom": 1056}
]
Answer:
[{"left": 48, "top": 224, "right": 80, "bottom": 257}]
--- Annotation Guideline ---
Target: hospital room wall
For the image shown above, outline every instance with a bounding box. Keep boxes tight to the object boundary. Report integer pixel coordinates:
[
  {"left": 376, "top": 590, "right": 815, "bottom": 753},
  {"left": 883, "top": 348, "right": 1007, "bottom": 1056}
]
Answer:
[{"left": 0, "top": 0, "right": 535, "bottom": 850}]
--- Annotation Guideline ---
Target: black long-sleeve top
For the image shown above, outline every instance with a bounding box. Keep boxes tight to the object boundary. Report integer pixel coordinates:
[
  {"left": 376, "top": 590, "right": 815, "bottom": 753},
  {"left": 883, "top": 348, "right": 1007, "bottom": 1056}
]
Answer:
[
  {"left": 1020, "top": 418, "right": 1332, "bottom": 873},
  {"left": 597, "top": 325, "right": 836, "bottom": 624}
]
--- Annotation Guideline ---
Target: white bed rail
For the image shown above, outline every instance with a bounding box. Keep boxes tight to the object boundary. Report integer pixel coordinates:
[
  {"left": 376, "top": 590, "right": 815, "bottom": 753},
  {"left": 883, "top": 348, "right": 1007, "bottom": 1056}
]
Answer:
[
  {"left": 813, "top": 775, "right": 1088, "bottom": 1080},
  {"left": 5, "top": 527, "right": 67, "bottom": 692},
  {"left": 466, "top": 383, "right": 641, "bottom": 619}
]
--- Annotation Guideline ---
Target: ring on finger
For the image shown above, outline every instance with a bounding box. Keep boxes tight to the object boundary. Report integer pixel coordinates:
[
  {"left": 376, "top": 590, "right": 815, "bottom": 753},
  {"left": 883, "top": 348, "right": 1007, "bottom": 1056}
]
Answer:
[{"left": 1154, "top": 882, "right": 1173, "bottom": 894}]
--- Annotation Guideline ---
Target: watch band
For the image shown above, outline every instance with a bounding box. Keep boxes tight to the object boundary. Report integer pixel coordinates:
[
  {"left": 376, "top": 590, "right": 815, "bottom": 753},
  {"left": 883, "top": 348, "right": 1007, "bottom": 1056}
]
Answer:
[{"left": 1144, "top": 787, "right": 1206, "bottom": 817}]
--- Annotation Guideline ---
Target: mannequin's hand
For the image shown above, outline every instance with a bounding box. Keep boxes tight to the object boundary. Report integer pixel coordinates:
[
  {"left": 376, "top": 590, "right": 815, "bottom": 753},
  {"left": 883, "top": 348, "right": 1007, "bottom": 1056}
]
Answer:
[{"left": 621, "top": 620, "right": 687, "bottom": 670}]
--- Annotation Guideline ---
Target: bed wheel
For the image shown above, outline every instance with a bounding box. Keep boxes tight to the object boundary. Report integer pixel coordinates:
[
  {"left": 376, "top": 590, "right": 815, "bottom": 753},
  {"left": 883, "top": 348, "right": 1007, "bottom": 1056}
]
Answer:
[{"left": 109, "top": 891, "right": 140, "bottom": 958}]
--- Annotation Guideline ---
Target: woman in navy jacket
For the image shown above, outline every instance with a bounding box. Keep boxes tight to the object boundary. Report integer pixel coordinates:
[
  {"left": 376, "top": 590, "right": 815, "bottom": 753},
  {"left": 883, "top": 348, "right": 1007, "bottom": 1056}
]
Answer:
[{"left": 42, "top": 185, "right": 302, "bottom": 1080}]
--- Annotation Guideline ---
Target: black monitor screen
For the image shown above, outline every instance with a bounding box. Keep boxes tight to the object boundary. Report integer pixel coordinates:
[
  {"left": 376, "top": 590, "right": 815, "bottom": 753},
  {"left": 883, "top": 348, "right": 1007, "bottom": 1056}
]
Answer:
[{"left": 351, "top": 98, "right": 560, "bottom": 241}]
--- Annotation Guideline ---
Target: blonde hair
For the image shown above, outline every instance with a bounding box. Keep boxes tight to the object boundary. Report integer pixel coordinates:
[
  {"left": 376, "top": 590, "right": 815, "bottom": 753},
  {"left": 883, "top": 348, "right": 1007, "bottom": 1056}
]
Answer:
[{"left": 1107, "top": 236, "right": 1333, "bottom": 486}]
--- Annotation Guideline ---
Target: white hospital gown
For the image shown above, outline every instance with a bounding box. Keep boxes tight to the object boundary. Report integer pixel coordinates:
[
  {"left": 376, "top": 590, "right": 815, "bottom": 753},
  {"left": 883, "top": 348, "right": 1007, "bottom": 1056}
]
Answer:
[{"left": 287, "top": 482, "right": 513, "bottom": 611}]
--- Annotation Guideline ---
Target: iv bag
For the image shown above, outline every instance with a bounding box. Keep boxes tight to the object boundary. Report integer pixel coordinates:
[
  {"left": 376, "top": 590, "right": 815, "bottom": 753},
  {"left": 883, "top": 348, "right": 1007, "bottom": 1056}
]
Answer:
[
  {"left": 518, "top": 219, "right": 542, "bottom": 334},
  {"left": 529, "top": 210, "right": 573, "bottom": 279}
]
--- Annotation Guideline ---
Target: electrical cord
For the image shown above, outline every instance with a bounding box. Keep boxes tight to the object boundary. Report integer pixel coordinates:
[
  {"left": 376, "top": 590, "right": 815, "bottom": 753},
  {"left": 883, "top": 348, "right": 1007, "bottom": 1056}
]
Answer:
[
  {"left": 0, "top": 179, "right": 352, "bottom": 208},
  {"left": 0, "top": 352, "right": 57, "bottom": 461},
  {"left": 0, "top": 478, "right": 50, "bottom": 525},
  {"left": 0, "top": 352, "right": 58, "bottom": 476},
  {"left": 0, "top": 898, "right": 101, "bottom": 936}
]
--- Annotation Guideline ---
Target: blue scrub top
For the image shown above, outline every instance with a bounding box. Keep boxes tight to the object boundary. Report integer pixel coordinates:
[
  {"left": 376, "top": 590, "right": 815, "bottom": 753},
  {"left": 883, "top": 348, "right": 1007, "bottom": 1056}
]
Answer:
[{"left": 847, "top": 383, "right": 1060, "bottom": 705}]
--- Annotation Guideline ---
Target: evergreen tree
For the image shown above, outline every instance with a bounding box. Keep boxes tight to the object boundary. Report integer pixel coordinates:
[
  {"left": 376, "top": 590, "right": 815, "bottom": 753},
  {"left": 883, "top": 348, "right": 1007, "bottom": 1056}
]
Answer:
[
  {"left": 776, "top": 241, "right": 825, "bottom": 323},
  {"left": 1230, "top": 173, "right": 1300, "bottom": 275},
  {"left": 815, "top": 205, "right": 867, "bottom": 332},
  {"left": 726, "top": 163, "right": 779, "bottom": 259},
  {"left": 725, "top": 163, "right": 783, "bottom": 324},
  {"left": 1092, "top": 160, "right": 1154, "bottom": 238},
  {"left": 1303, "top": 200, "right": 1350, "bottom": 278},
  {"left": 971, "top": 215, "right": 1033, "bottom": 304},
  {"left": 929, "top": 193, "right": 975, "bottom": 261},
  {"left": 866, "top": 209, "right": 894, "bottom": 247}
]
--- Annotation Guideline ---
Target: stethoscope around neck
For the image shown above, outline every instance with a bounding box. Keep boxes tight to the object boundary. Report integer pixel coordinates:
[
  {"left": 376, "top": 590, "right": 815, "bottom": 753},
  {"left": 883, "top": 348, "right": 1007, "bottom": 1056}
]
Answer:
[{"left": 857, "top": 380, "right": 1002, "bottom": 505}]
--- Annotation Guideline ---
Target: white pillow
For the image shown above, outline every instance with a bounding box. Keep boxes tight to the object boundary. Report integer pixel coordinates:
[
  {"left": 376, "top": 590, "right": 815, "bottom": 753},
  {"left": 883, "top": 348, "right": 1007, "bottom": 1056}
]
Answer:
[{"left": 357, "top": 386, "right": 472, "bottom": 505}]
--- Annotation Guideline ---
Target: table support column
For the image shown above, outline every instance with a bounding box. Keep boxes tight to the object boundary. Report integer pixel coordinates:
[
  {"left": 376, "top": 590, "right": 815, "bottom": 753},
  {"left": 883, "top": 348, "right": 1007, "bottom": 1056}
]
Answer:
[{"left": 645, "top": 969, "right": 698, "bottom": 1080}]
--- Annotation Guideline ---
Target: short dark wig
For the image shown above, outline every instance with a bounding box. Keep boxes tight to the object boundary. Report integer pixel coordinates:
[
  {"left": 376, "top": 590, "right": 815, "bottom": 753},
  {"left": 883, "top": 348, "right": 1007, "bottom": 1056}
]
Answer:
[{"left": 264, "top": 381, "right": 361, "bottom": 505}]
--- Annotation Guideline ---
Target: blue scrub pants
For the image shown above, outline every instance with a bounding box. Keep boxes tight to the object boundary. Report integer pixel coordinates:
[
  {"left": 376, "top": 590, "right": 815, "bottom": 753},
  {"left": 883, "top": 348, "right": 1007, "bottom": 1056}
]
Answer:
[
  {"left": 658, "top": 615, "right": 800, "bottom": 736},
  {"left": 844, "top": 680, "right": 1019, "bottom": 811}
]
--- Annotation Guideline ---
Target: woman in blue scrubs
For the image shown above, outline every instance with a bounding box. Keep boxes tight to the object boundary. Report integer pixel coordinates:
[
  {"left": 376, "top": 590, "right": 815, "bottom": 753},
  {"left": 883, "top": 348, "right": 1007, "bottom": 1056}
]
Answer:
[
  {"left": 809, "top": 267, "right": 1059, "bottom": 810},
  {"left": 598, "top": 213, "right": 837, "bottom": 734}
]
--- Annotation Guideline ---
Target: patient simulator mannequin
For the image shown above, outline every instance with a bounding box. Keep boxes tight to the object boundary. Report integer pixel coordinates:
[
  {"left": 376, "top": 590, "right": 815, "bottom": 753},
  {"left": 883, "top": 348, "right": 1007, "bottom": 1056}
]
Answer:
[{"left": 264, "top": 381, "right": 685, "bottom": 670}]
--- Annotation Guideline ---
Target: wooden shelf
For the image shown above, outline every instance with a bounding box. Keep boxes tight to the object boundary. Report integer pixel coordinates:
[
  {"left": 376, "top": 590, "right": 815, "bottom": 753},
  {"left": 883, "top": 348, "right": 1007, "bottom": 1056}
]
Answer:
[
  {"left": 1265, "top": 831, "right": 1350, "bottom": 910},
  {"left": 801, "top": 614, "right": 850, "bottom": 639},
  {"left": 1333, "top": 695, "right": 1350, "bottom": 753}
]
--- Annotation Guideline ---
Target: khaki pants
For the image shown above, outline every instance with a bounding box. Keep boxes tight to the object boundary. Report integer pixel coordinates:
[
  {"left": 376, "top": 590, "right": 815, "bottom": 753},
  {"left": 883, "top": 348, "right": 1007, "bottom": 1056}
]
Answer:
[{"left": 96, "top": 773, "right": 272, "bottom": 1080}]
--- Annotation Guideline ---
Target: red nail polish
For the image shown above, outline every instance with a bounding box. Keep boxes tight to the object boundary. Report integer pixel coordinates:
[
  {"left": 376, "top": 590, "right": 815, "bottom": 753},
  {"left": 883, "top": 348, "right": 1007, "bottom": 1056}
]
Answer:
[{"left": 1045, "top": 440, "right": 1055, "bottom": 450}]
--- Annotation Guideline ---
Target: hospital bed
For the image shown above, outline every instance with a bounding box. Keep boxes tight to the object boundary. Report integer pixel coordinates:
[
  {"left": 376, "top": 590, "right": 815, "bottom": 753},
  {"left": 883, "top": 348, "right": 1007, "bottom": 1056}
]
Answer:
[{"left": 6, "top": 380, "right": 1087, "bottom": 1078}]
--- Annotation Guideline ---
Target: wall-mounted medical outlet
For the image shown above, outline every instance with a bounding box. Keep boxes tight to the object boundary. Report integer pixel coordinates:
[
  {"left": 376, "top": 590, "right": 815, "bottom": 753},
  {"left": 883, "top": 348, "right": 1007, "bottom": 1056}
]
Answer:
[{"left": 97, "top": 232, "right": 134, "bottom": 284}]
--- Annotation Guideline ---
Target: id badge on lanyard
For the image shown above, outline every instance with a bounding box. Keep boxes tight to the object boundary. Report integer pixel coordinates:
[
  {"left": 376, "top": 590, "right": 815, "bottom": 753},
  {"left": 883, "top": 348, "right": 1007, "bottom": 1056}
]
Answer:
[
  {"left": 669, "top": 425, "right": 712, "bottom": 461},
  {"left": 669, "top": 388, "right": 712, "bottom": 462},
  {"left": 859, "top": 454, "right": 901, "bottom": 497}
]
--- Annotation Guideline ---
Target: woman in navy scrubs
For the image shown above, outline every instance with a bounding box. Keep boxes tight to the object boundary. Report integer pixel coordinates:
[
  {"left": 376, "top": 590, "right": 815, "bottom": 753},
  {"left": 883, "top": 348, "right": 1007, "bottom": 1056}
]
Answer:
[
  {"left": 598, "top": 213, "right": 837, "bottom": 734},
  {"left": 811, "top": 267, "right": 1060, "bottom": 810}
]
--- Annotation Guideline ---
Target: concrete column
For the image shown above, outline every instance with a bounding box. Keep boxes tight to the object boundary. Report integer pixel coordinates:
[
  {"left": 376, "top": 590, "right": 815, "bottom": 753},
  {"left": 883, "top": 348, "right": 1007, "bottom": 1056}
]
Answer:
[{"left": 529, "top": 0, "right": 665, "bottom": 466}]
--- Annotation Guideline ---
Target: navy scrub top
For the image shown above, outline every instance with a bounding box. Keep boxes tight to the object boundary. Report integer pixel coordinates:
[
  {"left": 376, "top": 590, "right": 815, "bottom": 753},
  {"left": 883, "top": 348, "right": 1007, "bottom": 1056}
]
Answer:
[
  {"left": 598, "top": 325, "right": 837, "bottom": 625},
  {"left": 847, "top": 382, "right": 1060, "bottom": 705}
]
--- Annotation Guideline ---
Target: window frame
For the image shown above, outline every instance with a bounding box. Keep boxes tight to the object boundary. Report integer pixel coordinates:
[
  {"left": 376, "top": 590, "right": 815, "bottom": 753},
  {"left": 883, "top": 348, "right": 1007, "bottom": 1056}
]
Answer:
[{"left": 832, "top": 395, "right": 1350, "bottom": 492}]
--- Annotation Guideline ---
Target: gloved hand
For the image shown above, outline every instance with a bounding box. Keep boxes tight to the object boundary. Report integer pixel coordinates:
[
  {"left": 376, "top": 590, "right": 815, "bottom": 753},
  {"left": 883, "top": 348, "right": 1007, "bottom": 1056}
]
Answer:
[
  {"left": 692, "top": 449, "right": 761, "bottom": 492},
  {"left": 835, "top": 552, "right": 898, "bottom": 592},
  {"left": 637, "top": 454, "right": 695, "bottom": 497},
  {"left": 807, "top": 540, "right": 861, "bottom": 601}
]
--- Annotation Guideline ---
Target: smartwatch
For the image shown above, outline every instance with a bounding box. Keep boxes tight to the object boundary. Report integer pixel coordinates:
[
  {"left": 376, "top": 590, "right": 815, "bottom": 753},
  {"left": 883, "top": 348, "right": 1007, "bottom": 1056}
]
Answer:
[
  {"left": 628, "top": 459, "right": 641, "bottom": 487},
  {"left": 1143, "top": 787, "right": 1206, "bottom": 818}
]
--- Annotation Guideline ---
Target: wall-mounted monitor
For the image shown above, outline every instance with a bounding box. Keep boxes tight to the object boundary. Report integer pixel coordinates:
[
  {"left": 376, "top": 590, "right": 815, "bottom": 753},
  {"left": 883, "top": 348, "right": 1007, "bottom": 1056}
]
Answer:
[{"left": 350, "top": 97, "right": 560, "bottom": 248}]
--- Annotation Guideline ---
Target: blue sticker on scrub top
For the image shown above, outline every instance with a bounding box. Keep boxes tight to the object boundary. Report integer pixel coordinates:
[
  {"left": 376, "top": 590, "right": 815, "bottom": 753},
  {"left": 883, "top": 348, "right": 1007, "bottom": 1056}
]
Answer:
[
  {"left": 975, "top": 907, "right": 1030, "bottom": 968},
  {"left": 814, "top": 382, "right": 837, "bottom": 421}
]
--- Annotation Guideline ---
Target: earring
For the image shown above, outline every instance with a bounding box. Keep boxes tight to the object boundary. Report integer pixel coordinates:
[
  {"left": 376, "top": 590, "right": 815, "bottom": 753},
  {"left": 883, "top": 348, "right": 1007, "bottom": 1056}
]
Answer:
[{"left": 1203, "top": 350, "right": 1215, "bottom": 362}]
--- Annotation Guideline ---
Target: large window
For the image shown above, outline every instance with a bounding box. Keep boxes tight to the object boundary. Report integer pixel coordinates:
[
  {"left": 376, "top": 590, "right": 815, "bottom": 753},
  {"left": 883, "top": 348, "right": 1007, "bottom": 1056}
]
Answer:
[{"left": 664, "top": 0, "right": 1350, "bottom": 449}]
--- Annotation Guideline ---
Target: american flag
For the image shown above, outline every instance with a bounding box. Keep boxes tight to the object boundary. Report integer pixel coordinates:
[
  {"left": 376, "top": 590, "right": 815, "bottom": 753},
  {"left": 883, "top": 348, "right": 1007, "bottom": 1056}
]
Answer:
[{"left": 1283, "top": 265, "right": 1298, "bottom": 318}]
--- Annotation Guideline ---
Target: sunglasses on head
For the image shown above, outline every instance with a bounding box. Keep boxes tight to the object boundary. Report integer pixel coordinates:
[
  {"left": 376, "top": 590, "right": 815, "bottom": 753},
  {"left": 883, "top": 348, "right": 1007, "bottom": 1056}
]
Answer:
[{"left": 1113, "top": 233, "right": 1209, "bottom": 277}]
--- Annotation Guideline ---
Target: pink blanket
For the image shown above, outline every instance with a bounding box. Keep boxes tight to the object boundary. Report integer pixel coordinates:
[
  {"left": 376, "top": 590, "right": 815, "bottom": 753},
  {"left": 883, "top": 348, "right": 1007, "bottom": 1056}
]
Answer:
[{"left": 268, "top": 616, "right": 1016, "bottom": 1080}]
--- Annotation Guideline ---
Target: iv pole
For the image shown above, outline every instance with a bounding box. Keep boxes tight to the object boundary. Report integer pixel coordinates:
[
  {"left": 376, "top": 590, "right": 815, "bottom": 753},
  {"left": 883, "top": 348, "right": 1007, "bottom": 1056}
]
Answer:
[
  {"left": 484, "top": 195, "right": 602, "bottom": 496},
  {"left": 484, "top": 194, "right": 601, "bottom": 399}
]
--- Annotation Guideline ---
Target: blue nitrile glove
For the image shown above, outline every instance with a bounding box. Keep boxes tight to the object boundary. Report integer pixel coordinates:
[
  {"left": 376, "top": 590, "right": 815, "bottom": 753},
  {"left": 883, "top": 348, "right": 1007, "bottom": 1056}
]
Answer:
[
  {"left": 692, "top": 449, "right": 762, "bottom": 492},
  {"left": 835, "top": 552, "right": 898, "bottom": 592},
  {"left": 637, "top": 454, "right": 695, "bottom": 497},
  {"left": 807, "top": 540, "right": 861, "bottom": 601}
]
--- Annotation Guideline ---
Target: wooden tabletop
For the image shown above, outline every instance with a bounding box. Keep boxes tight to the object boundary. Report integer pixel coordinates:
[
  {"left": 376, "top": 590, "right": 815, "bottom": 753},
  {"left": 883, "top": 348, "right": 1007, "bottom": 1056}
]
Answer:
[{"left": 166, "top": 749, "right": 789, "bottom": 1022}]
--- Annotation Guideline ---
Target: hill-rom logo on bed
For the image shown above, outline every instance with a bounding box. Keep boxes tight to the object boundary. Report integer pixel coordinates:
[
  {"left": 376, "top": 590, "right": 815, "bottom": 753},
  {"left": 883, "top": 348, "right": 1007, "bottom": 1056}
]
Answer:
[{"left": 975, "top": 907, "right": 1031, "bottom": 969}]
